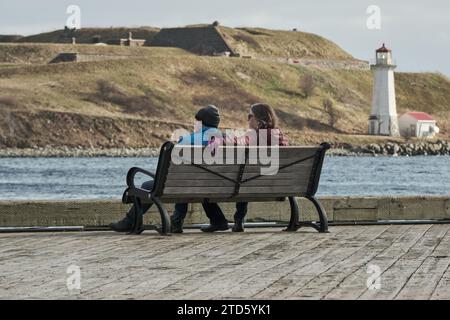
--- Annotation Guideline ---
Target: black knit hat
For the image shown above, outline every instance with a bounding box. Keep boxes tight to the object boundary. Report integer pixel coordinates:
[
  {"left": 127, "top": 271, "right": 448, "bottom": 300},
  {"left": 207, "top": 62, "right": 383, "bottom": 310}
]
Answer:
[{"left": 195, "top": 105, "right": 220, "bottom": 128}]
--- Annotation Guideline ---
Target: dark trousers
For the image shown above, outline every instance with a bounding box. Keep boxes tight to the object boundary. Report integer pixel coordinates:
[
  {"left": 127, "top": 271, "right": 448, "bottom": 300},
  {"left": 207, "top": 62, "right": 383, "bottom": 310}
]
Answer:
[
  {"left": 127, "top": 180, "right": 188, "bottom": 221},
  {"left": 202, "top": 202, "right": 228, "bottom": 225},
  {"left": 235, "top": 202, "right": 249, "bottom": 221},
  {"left": 128, "top": 181, "right": 248, "bottom": 225},
  {"left": 202, "top": 201, "right": 249, "bottom": 225}
]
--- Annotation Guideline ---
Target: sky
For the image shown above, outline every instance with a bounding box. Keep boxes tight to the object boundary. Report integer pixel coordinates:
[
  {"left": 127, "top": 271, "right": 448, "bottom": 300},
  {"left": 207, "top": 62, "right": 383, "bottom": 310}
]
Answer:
[{"left": 1, "top": 0, "right": 449, "bottom": 75}]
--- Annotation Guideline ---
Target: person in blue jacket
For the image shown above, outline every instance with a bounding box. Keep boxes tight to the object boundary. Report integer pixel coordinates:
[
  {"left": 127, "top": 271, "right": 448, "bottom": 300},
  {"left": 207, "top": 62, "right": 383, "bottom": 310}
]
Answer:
[{"left": 110, "top": 105, "right": 226, "bottom": 233}]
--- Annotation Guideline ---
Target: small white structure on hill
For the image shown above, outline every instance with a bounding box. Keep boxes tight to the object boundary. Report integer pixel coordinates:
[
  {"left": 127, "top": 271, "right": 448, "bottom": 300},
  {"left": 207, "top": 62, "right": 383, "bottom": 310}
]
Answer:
[
  {"left": 368, "top": 44, "right": 400, "bottom": 136},
  {"left": 399, "top": 112, "right": 439, "bottom": 138}
]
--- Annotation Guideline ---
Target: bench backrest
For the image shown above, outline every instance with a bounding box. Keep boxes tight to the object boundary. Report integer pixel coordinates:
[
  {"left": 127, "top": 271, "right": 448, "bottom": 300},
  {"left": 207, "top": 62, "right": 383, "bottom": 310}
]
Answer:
[{"left": 152, "top": 142, "right": 330, "bottom": 203}]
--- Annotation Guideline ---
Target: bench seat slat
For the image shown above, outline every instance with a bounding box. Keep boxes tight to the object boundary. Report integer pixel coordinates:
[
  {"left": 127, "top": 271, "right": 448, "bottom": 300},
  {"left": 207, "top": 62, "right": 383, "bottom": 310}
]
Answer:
[
  {"left": 173, "top": 146, "right": 319, "bottom": 158},
  {"left": 169, "top": 157, "right": 316, "bottom": 167},
  {"left": 165, "top": 180, "right": 235, "bottom": 187},
  {"left": 171, "top": 157, "right": 316, "bottom": 166},
  {"left": 159, "top": 194, "right": 301, "bottom": 201},
  {"left": 163, "top": 187, "right": 236, "bottom": 195},
  {"left": 164, "top": 176, "right": 311, "bottom": 187},
  {"left": 162, "top": 186, "right": 307, "bottom": 195},
  {"left": 238, "top": 186, "right": 308, "bottom": 194},
  {"left": 167, "top": 162, "right": 315, "bottom": 174},
  {"left": 163, "top": 172, "right": 306, "bottom": 180},
  {"left": 159, "top": 197, "right": 288, "bottom": 203}
]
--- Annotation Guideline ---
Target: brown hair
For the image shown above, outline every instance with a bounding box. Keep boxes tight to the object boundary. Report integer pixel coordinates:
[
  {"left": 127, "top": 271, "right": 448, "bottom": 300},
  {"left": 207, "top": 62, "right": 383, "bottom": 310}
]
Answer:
[{"left": 250, "top": 103, "right": 278, "bottom": 129}]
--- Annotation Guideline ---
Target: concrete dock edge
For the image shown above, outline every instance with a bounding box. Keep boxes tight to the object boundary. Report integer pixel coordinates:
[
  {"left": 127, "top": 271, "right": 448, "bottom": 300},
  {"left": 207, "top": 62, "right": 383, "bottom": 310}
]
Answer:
[{"left": 0, "top": 196, "right": 449, "bottom": 227}]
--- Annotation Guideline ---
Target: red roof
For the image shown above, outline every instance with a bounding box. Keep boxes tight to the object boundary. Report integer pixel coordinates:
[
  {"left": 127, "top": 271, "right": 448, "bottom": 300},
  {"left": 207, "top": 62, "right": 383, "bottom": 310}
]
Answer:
[
  {"left": 406, "top": 112, "right": 435, "bottom": 121},
  {"left": 376, "top": 43, "right": 391, "bottom": 53}
]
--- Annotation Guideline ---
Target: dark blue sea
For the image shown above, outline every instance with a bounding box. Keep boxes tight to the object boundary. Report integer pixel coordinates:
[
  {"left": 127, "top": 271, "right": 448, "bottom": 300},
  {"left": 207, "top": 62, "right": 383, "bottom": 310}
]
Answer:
[{"left": 0, "top": 156, "right": 449, "bottom": 200}]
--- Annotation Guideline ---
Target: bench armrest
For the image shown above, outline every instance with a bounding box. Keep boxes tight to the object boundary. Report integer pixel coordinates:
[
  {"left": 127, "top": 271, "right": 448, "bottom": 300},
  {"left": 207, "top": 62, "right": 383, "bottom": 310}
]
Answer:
[{"left": 126, "top": 167, "right": 156, "bottom": 188}]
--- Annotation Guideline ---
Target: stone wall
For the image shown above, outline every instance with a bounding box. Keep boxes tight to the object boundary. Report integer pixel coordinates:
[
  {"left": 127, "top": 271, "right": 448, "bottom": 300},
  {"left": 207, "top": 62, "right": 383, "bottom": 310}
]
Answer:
[
  {"left": 1, "top": 142, "right": 449, "bottom": 157},
  {"left": 150, "top": 26, "right": 235, "bottom": 55},
  {"left": 48, "top": 52, "right": 77, "bottom": 63},
  {"left": 49, "top": 52, "right": 132, "bottom": 64},
  {"left": 1, "top": 196, "right": 449, "bottom": 228},
  {"left": 331, "top": 140, "right": 450, "bottom": 156}
]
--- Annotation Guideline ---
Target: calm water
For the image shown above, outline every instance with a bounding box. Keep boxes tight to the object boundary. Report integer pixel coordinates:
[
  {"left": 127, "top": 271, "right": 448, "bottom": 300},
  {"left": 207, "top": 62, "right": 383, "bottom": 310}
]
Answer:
[{"left": 0, "top": 156, "right": 449, "bottom": 200}]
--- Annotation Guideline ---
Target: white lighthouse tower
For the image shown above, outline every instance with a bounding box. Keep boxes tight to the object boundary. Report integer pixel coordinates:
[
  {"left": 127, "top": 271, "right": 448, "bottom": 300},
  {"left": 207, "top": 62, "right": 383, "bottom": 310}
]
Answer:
[{"left": 368, "top": 44, "right": 400, "bottom": 136}]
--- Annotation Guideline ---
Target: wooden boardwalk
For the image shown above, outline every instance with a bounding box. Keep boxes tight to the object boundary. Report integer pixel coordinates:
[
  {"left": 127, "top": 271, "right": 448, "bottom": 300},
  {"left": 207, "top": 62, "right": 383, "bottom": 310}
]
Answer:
[{"left": 1, "top": 225, "right": 449, "bottom": 300}]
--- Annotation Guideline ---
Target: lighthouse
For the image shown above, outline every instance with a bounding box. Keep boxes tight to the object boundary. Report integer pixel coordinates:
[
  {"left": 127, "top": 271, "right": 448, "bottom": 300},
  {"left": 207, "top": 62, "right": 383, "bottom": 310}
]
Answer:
[{"left": 368, "top": 44, "right": 400, "bottom": 136}]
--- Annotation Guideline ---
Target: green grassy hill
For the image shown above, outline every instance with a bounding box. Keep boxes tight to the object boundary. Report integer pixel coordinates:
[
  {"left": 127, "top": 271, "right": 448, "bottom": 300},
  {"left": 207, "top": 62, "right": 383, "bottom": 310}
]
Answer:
[
  {"left": 0, "top": 35, "right": 23, "bottom": 42},
  {"left": 17, "top": 27, "right": 160, "bottom": 44},
  {"left": 218, "top": 27, "right": 354, "bottom": 60},
  {"left": 16, "top": 25, "right": 354, "bottom": 61},
  {"left": 0, "top": 43, "right": 191, "bottom": 64},
  {"left": 0, "top": 42, "right": 448, "bottom": 149}
]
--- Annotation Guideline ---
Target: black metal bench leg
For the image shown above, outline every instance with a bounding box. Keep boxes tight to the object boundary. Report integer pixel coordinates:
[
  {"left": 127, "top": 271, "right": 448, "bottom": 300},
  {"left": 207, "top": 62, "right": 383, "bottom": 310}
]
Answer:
[
  {"left": 284, "top": 196, "right": 301, "bottom": 232},
  {"left": 305, "top": 195, "right": 329, "bottom": 233},
  {"left": 129, "top": 197, "right": 145, "bottom": 235},
  {"left": 152, "top": 197, "right": 171, "bottom": 236}
]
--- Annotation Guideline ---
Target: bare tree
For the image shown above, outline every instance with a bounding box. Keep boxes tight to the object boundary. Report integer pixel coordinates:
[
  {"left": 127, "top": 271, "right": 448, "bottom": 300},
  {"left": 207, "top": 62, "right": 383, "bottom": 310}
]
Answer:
[
  {"left": 300, "top": 74, "right": 316, "bottom": 98},
  {"left": 323, "top": 98, "right": 340, "bottom": 129}
]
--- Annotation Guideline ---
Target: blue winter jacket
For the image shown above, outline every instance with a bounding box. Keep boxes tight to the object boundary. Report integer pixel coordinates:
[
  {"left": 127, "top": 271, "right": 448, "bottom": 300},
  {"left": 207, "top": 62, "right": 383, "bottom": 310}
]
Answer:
[{"left": 178, "top": 126, "right": 222, "bottom": 146}]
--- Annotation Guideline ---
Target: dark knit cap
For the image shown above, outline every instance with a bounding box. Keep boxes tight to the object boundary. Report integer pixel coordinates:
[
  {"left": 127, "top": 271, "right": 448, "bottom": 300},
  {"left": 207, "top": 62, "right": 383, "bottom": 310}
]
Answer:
[{"left": 195, "top": 105, "right": 220, "bottom": 128}]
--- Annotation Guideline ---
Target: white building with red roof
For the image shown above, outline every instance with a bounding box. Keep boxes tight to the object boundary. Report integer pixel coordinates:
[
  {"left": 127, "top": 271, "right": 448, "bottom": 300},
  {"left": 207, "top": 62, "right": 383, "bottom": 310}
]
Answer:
[{"left": 398, "top": 112, "right": 440, "bottom": 138}]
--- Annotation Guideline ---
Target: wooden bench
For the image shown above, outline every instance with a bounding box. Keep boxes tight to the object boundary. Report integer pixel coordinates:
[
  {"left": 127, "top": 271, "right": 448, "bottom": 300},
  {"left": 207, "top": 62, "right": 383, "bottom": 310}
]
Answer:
[{"left": 122, "top": 141, "right": 331, "bottom": 235}]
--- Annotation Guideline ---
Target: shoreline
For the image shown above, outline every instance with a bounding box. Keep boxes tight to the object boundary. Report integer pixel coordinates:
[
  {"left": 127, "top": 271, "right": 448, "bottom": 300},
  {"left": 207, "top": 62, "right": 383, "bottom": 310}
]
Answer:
[
  {"left": 0, "top": 147, "right": 161, "bottom": 158},
  {"left": 1, "top": 141, "right": 450, "bottom": 158}
]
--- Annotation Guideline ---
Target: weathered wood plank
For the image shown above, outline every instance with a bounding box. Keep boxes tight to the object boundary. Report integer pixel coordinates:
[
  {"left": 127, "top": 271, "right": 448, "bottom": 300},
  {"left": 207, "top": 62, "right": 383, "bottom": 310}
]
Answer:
[
  {"left": 168, "top": 163, "right": 314, "bottom": 174},
  {"left": 182, "top": 227, "right": 356, "bottom": 300},
  {"left": 2, "top": 225, "right": 449, "bottom": 300},
  {"left": 159, "top": 196, "right": 287, "bottom": 203},
  {"left": 238, "top": 186, "right": 308, "bottom": 194},
  {"left": 358, "top": 224, "right": 449, "bottom": 300},
  {"left": 397, "top": 228, "right": 450, "bottom": 300},
  {"left": 431, "top": 263, "right": 450, "bottom": 300},
  {"left": 286, "top": 225, "right": 411, "bottom": 299},
  {"left": 217, "top": 226, "right": 372, "bottom": 299},
  {"left": 164, "top": 172, "right": 298, "bottom": 180},
  {"left": 324, "top": 224, "right": 432, "bottom": 300},
  {"left": 164, "top": 179, "right": 309, "bottom": 187},
  {"left": 170, "top": 157, "right": 316, "bottom": 166},
  {"left": 163, "top": 186, "right": 307, "bottom": 195},
  {"left": 172, "top": 146, "right": 319, "bottom": 158}
]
